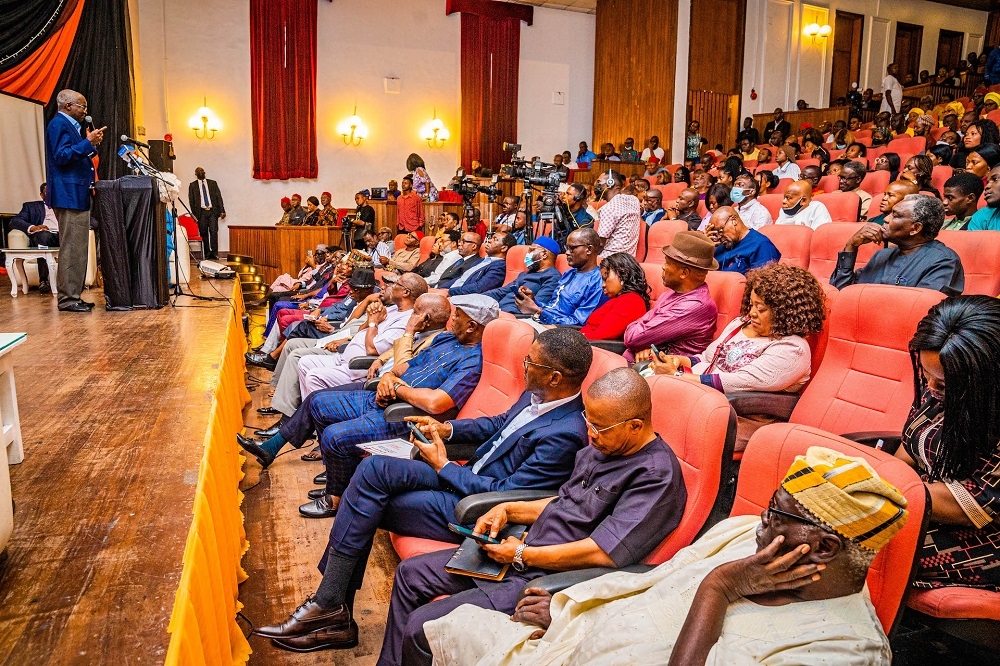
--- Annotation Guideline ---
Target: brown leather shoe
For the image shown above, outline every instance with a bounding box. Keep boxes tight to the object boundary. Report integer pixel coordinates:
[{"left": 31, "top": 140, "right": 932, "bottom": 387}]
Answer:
[
  {"left": 254, "top": 597, "right": 349, "bottom": 639},
  {"left": 270, "top": 619, "right": 359, "bottom": 653}
]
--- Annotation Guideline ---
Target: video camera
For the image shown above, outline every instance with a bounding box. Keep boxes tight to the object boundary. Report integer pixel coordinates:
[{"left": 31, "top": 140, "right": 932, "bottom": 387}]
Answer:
[
  {"left": 449, "top": 168, "right": 503, "bottom": 205},
  {"left": 499, "top": 142, "right": 564, "bottom": 188},
  {"left": 499, "top": 141, "right": 582, "bottom": 250}
]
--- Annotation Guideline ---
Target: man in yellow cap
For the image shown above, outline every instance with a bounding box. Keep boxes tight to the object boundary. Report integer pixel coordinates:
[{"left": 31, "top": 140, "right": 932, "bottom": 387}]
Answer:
[{"left": 424, "top": 447, "right": 908, "bottom": 666}]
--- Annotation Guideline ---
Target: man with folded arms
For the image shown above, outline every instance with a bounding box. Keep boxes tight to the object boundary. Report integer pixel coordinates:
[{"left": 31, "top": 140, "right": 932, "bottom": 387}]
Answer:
[
  {"left": 377, "top": 368, "right": 686, "bottom": 665},
  {"left": 252, "top": 328, "right": 595, "bottom": 653},
  {"left": 625, "top": 231, "right": 719, "bottom": 363},
  {"left": 426, "top": 447, "right": 908, "bottom": 666},
  {"left": 482, "top": 237, "right": 562, "bottom": 315}
]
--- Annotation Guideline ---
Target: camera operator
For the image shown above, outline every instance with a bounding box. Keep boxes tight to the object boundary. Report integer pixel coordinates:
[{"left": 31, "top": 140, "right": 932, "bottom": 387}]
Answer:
[
  {"left": 464, "top": 207, "right": 487, "bottom": 239},
  {"left": 563, "top": 183, "right": 594, "bottom": 228},
  {"left": 593, "top": 169, "right": 642, "bottom": 258},
  {"left": 495, "top": 196, "right": 519, "bottom": 230}
]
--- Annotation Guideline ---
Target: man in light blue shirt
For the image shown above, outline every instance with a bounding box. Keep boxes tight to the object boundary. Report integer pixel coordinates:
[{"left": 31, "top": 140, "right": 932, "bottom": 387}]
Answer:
[
  {"left": 967, "top": 164, "right": 1000, "bottom": 230},
  {"left": 576, "top": 141, "right": 599, "bottom": 168},
  {"left": 514, "top": 228, "right": 606, "bottom": 325}
]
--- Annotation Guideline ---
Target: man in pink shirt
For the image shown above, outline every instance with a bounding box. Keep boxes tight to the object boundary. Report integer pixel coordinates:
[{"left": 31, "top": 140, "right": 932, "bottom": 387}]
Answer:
[
  {"left": 624, "top": 231, "right": 719, "bottom": 362},
  {"left": 395, "top": 174, "right": 425, "bottom": 235}
]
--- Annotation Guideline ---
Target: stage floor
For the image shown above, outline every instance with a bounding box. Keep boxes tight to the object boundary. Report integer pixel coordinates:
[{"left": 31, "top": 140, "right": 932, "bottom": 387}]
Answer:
[{"left": 0, "top": 277, "right": 397, "bottom": 665}]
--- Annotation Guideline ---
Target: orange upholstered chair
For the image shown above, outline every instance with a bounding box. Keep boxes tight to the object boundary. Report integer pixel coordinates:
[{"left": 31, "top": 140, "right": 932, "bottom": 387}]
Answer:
[
  {"left": 867, "top": 193, "right": 885, "bottom": 220},
  {"left": 734, "top": 423, "right": 927, "bottom": 633},
  {"left": 582, "top": 347, "right": 629, "bottom": 394},
  {"left": 807, "top": 222, "right": 878, "bottom": 283},
  {"left": 758, "top": 224, "right": 812, "bottom": 268},
  {"left": 641, "top": 263, "right": 667, "bottom": 301},
  {"left": 772, "top": 178, "right": 795, "bottom": 194},
  {"left": 654, "top": 182, "right": 688, "bottom": 203},
  {"left": 636, "top": 221, "right": 649, "bottom": 261},
  {"left": 504, "top": 245, "right": 530, "bottom": 285},
  {"left": 853, "top": 129, "right": 873, "bottom": 143},
  {"left": 555, "top": 253, "right": 570, "bottom": 273},
  {"left": 795, "top": 158, "right": 820, "bottom": 170},
  {"left": 704, "top": 270, "right": 747, "bottom": 339},
  {"left": 645, "top": 220, "right": 688, "bottom": 262},
  {"left": 888, "top": 135, "right": 929, "bottom": 157},
  {"left": 419, "top": 235, "right": 436, "bottom": 264},
  {"left": 394, "top": 234, "right": 407, "bottom": 251},
  {"left": 931, "top": 165, "right": 953, "bottom": 194},
  {"left": 815, "top": 191, "right": 862, "bottom": 223},
  {"left": 817, "top": 174, "right": 840, "bottom": 194},
  {"left": 757, "top": 193, "right": 784, "bottom": 220},
  {"left": 860, "top": 170, "right": 892, "bottom": 197},
  {"left": 937, "top": 230, "right": 1000, "bottom": 296},
  {"left": 754, "top": 161, "right": 778, "bottom": 174}
]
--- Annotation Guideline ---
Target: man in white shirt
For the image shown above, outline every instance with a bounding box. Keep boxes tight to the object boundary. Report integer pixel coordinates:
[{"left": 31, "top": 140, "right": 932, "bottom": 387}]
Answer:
[
  {"left": 493, "top": 196, "right": 519, "bottom": 231},
  {"left": 731, "top": 173, "right": 773, "bottom": 230},
  {"left": 425, "top": 232, "right": 463, "bottom": 287},
  {"left": 776, "top": 180, "right": 832, "bottom": 229},
  {"left": 594, "top": 170, "right": 642, "bottom": 257},
  {"left": 880, "top": 63, "right": 902, "bottom": 114},
  {"left": 640, "top": 135, "right": 666, "bottom": 163},
  {"left": 9, "top": 182, "right": 62, "bottom": 291}
]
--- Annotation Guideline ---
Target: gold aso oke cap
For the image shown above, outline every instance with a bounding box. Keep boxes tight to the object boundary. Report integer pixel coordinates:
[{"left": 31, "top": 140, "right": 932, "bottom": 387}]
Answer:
[{"left": 781, "top": 446, "right": 909, "bottom": 552}]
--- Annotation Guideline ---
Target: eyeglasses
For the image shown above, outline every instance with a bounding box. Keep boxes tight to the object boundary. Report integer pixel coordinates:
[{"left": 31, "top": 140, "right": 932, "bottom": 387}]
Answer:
[
  {"left": 565, "top": 243, "right": 590, "bottom": 251},
  {"left": 764, "top": 501, "right": 837, "bottom": 536},
  {"left": 70, "top": 102, "right": 87, "bottom": 110},
  {"left": 523, "top": 356, "right": 555, "bottom": 372},
  {"left": 581, "top": 410, "right": 633, "bottom": 437}
]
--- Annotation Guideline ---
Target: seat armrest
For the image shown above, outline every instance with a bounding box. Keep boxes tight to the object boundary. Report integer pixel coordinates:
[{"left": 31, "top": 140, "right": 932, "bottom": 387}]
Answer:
[
  {"left": 726, "top": 391, "right": 799, "bottom": 421},
  {"left": 363, "top": 377, "right": 380, "bottom": 391},
  {"left": 348, "top": 355, "right": 379, "bottom": 370},
  {"left": 519, "top": 564, "right": 654, "bottom": 599},
  {"left": 444, "top": 442, "right": 480, "bottom": 461},
  {"left": 589, "top": 339, "right": 625, "bottom": 354},
  {"left": 454, "top": 490, "right": 557, "bottom": 524},
  {"left": 841, "top": 431, "right": 903, "bottom": 454},
  {"left": 383, "top": 403, "right": 459, "bottom": 423}
]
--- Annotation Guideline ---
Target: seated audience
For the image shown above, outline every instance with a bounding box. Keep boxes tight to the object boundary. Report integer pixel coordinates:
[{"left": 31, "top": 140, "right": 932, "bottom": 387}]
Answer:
[
  {"left": 576, "top": 141, "right": 598, "bottom": 167},
  {"left": 267, "top": 245, "right": 324, "bottom": 295},
  {"left": 731, "top": 172, "right": 773, "bottom": 229},
  {"left": 425, "top": 447, "right": 909, "bottom": 666},
  {"left": 756, "top": 147, "right": 773, "bottom": 166},
  {"left": 736, "top": 116, "right": 760, "bottom": 146},
  {"left": 838, "top": 160, "right": 873, "bottom": 218},
  {"left": 739, "top": 138, "right": 759, "bottom": 162},
  {"left": 641, "top": 187, "right": 666, "bottom": 225},
  {"left": 412, "top": 230, "right": 461, "bottom": 286},
  {"left": 672, "top": 165, "right": 691, "bottom": 185},
  {"left": 800, "top": 165, "right": 824, "bottom": 194},
  {"left": 563, "top": 183, "right": 594, "bottom": 229},
  {"left": 764, "top": 108, "right": 791, "bottom": 140},
  {"left": 577, "top": 253, "right": 649, "bottom": 340},
  {"left": 259, "top": 248, "right": 337, "bottom": 337},
  {"left": 276, "top": 196, "right": 292, "bottom": 225},
  {"left": 367, "top": 227, "right": 395, "bottom": 268},
  {"left": 381, "top": 231, "right": 421, "bottom": 273},
  {"left": 446, "top": 231, "right": 512, "bottom": 296},
  {"left": 968, "top": 163, "right": 1000, "bottom": 230},
  {"left": 482, "top": 237, "right": 562, "bottom": 315},
  {"left": 625, "top": 231, "right": 718, "bottom": 362},
  {"left": 772, "top": 145, "right": 801, "bottom": 180},
  {"left": 287, "top": 194, "right": 307, "bottom": 226},
  {"left": 776, "top": 180, "right": 833, "bottom": 229},
  {"left": 904, "top": 296, "right": 1000, "bottom": 590},
  {"left": 597, "top": 142, "right": 620, "bottom": 161},
  {"left": 9, "top": 182, "right": 59, "bottom": 291},
  {"left": 706, "top": 206, "right": 781, "bottom": 273},
  {"left": 927, "top": 143, "right": 953, "bottom": 168},
  {"left": 282, "top": 271, "right": 378, "bottom": 342},
  {"left": 435, "top": 232, "right": 485, "bottom": 288},
  {"left": 665, "top": 187, "right": 703, "bottom": 231},
  {"left": 620, "top": 137, "right": 640, "bottom": 162},
  {"left": 912, "top": 114, "right": 936, "bottom": 151},
  {"left": 942, "top": 172, "right": 986, "bottom": 230},
  {"left": 965, "top": 143, "right": 1000, "bottom": 182},
  {"left": 698, "top": 183, "right": 734, "bottom": 231},
  {"left": 901, "top": 154, "right": 941, "bottom": 198},
  {"left": 756, "top": 169, "right": 778, "bottom": 196},
  {"left": 692, "top": 169, "right": 714, "bottom": 200},
  {"left": 379, "top": 368, "right": 687, "bottom": 665},
  {"left": 867, "top": 179, "right": 919, "bottom": 226},
  {"left": 594, "top": 170, "right": 642, "bottom": 257},
  {"left": 515, "top": 228, "right": 605, "bottom": 326},
  {"left": 873, "top": 152, "right": 901, "bottom": 181},
  {"left": 494, "top": 196, "right": 519, "bottom": 231},
  {"left": 319, "top": 192, "right": 336, "bottom": 227},
  {"left": 844, "top": 142, "right": 867, "bottom": 163},
  {"left": 833, "top": 194, "right": 964, "bottom": 294},
  {"left": 433, "top": 211, "right": 461, "bottom": 239},
  {"left": 302, "top": 196, "right": 321, "bottom": 226},
  {"left": 464, "top": 207, "right": 488, "bottom": 240},
  {"left": 952, "top": 118, "right": 1000, "bottom": 169}
]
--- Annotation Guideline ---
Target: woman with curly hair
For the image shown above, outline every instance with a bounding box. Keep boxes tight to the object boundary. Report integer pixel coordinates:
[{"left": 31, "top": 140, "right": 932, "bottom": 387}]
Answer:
[
  {"left": 650, "top": 263, "right": 826, "bottom": 395},
  {"left": 576, "top": 252, "right": 650, "bottom": 341},
  {"left": 900, "top": 296, "right": 1000, "bottom": 590}
]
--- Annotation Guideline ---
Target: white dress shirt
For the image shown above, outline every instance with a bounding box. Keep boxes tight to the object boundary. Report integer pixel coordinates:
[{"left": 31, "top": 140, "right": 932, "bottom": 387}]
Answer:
[
  {"left": 468, "top": 392, "right": 580, "bottom": 473},
  {"left": 735, "top": 197, "right": 773, "bottom": 230},
  {"left": 775, "top": 200, "right": 833, "bottom": 229},
  {"left": 427, "top": 249, "right": 462, "bottom": 287}
]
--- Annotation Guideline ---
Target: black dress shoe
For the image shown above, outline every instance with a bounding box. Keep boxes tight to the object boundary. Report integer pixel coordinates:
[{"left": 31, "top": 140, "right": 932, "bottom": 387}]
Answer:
[
  {"left": 313, "top": 472, "right": 327, "bottom": 485},
  {"left": 236, "top": 433, "right": 275, "bottom": 469},
  {"left": 58, "top": 302, "right": 91, "bottom": 312},
  {"left": 82, "top": 300, "right": 96, "bottom": 309},
  {"left": 257, "top": 406, "right": 282, "bottom": 416},
  {"left": 255, "top": 599, "right": 352, "bottom": 640},
  {"left": 253, "top": 417, "right": 286, "bottom": 438},
  {"left": 299, "top": 494, "right": 337, "bottom": 518},
  {"left": 307, "top": 488, "right": 327, "bottom": 500},
  {"left": 270, "top": 620, "right": 359, "bottom": 652},
  {"left": 245, "top": 352, "right": 277, "bottom": 371},
  {"left": 38, "top": 281, "right": 50, "bottom": 292}
]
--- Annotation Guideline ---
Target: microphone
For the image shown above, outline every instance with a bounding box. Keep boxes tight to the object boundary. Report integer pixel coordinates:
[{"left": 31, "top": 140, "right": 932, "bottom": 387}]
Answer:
[
  {"left": 84, "top": 115, "right": 95, "bottom": 130},
  {"left": 121, "top": 134, "right": 150, "bottom": 149}
]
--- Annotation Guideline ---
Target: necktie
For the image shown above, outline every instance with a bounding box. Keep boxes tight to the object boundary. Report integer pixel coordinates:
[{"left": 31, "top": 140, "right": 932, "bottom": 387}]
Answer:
[{"left": 201, "top": 181, "right": 210, "bottom": 208}]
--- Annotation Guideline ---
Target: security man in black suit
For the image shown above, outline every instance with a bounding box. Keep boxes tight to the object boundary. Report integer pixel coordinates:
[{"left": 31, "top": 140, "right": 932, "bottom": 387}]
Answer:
[
  {"left": 187, "top": 167, "right": 226, "bottom": 259},
  {"left": 10, "top": 183, "right": 60, "bottom": 291}
]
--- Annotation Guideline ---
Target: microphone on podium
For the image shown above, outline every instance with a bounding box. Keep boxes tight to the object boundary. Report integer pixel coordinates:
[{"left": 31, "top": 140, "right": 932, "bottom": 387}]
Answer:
[{"left": 121, "top": 134, "right": 150, "bottom": 149}]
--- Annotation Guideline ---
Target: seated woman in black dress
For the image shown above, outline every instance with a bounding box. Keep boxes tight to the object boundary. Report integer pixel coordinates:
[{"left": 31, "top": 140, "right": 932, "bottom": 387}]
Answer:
[{"left": 902, "top": 295, "right": 1000, "bottom": 590}]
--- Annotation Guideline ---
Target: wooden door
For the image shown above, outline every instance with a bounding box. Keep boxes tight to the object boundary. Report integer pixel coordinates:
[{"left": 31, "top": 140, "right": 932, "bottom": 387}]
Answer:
[
  {"left": 688, "top": 91, "right": 740, "bottom": 152},
  {"left": 894, "top": 23, "right": 924, "bottom": 83},
  {"left": 830, "top": 12, "right": 864, "bottom": 103},
  {"left": 687, "top": 0, "right": 746, "bottom": 152},
  {"left": 936, "top": 30, "right": 964, "bottom": 71}
]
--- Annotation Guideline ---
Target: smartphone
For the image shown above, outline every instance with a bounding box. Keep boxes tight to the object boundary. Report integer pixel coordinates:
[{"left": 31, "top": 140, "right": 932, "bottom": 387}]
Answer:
[
  {"left": 650, "top": 343, "right": 661, "bottom": 357},
  {"left": 448, "top": 523, "right": 502, "bottom": 545},
  {"left": 407, "top": 421, "right": 432, "bottom": 446}
]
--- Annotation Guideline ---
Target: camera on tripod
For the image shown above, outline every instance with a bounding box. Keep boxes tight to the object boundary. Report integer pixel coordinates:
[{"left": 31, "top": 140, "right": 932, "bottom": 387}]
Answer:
[{"left": 449, "top": 168, "right": 502, "bottom": 205}]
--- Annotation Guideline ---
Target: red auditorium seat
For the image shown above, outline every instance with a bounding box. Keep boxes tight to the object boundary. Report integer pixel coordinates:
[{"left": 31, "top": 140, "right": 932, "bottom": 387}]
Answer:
[
  {"left": 988, "top": 109, "right": 1000, "bottom": 126},
  {"left": 929, "top": 126, "right": 948, "bottom": 142},
  {"left": 817, "top": 174, "right": 840, "bottom": 194},
  {"left": 887, "top": 136, "right": 927, "bottom": 158},
  {"left": 853, "top": 129, "right": 872, "bottom": 143},
  {"left": 177, "top": 214, "right": 203, "bottom": 256},
  {"left": 753, "top": 161, "right": 778, "bottom": 174},
  {"left": 931, "top": 165, "right": 953, "bottom": 194},
  {"left": 867, "top": 193, "right": 884, "bottom": 220},
  {"left": 795, "top": 158, "right": 820, "bottom": 170},
  {"left": 860, "top": 170, "right": 891, "bottom": 197},
  {"left": 758, "top": 224, "right": 812, "bottom": 268},
  {"left": 807, "top": 222, "right": 879, "bottom": 283},
  {"left": 757, "top": 194, "right": 783, "bottom": 220},
  {"left": 735, "top": 423, "right": 926, "bottom": 633},
  {"left": 815, "top": 191, "right": 862, "bottom": 222},
  {"left": 394, "top": 235, "right": 407, "bottom": 251},
  {"left": 504, "top": 245, "right": 530, "bottom": 285},
  {"left": 645, "top": 220, "right": 687, "bottom": 263},
  {"left": 654, "top": 183, "right": 688, "bottom": 203},
  {"left": 582, "top": 347, "right": 628, "bottom": 394},
  {"left": 907, "top": 586, "right": 1000, "bottom": 651},
  {"left": 636, "top": 221, "right": 648, "bottom": 262},
  {"left": 828, "top": 148, "right": 846, "bottom": 161},
  {"left": 555, "top": 254, "right": 570, "bottom": 273},
  {"left": 419, "top": 235, "right": 436, "bottom": 264},
  {"left": 641, "top": 263, "right": 667, "bottom": 301},
  {"left": 937, "top": 230, "right": 1000, "bottom": 296},
  {"left": 704, "top": 271, "right": 746, "bottom": 338},
  {"left": 772, "top": 178, "right": 794, "bottom": 194}
]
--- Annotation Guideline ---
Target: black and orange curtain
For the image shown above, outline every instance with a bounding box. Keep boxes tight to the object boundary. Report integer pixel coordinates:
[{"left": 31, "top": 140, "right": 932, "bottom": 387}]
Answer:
[
  {"left": 446, "top": 0, "right": 532, "bottom": 172},
  {"left": 0, "top": 0, "right": 86, "bottom": 103},
  {"left": 250, "top": 0, "right": 318, "bottom": 180}
]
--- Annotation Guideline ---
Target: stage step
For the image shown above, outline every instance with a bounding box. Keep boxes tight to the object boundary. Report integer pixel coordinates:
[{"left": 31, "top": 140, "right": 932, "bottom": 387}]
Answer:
[
  {"left": 226, "top": 254, "right": 254, "bottom": 265},
  {"left": 239, "top": 273, "right": 262, "bottom": 284}
]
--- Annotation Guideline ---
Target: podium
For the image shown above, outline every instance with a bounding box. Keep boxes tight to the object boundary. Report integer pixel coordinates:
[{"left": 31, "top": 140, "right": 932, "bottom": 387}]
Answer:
[{"left": 93, "top": 176, "right": 169, "bottom": 309}]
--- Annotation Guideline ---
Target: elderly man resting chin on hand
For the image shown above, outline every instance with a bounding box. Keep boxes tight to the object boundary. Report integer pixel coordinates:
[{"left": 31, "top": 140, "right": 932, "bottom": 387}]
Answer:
[{"left": 425, "top": 446, "right": 908, "bottom": 666}]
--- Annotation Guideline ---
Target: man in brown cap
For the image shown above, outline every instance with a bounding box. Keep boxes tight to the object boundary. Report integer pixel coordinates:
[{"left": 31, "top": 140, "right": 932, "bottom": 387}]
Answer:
[{"left": 625, "top": 231, "right": 719, "bottom": 363}]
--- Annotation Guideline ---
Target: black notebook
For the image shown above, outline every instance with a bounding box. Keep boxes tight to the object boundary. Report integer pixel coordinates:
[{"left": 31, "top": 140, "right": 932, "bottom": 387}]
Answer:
[{"left": 444, "top": 524, "right": 529, "bottom": 581}]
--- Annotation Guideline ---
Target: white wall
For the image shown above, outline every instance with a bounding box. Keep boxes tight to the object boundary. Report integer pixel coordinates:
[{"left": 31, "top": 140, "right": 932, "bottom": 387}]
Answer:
[
  {"left": 132, "top": 0, "right": 595, "bottom": 250},
  {"left": 741, "top": 0, "right": 988, "bottom": 116}
]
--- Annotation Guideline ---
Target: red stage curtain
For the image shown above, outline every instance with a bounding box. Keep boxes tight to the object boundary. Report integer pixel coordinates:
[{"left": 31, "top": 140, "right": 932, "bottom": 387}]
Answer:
[
  {"left": 249, "top": 0, "right": 317, "bottom": 180},
  {"left": 0, "top": 0, "right": 85, "bottom": 103},
  {"left": 449, "top": 0, "right": 532, "bottom": 172}
]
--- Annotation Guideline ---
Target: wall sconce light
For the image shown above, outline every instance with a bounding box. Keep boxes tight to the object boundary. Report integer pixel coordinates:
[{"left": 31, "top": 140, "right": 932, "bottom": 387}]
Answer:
[
  {"left": 189, "top": 97, "right": 221, "bottom": 140},
  {"left": 337, "top": 105, "right": 368, "bottom": 146},
  {"left": 804, "top": 23, "right": 832, "bottom": 43},
  {"left": 419, "top": 108, "right": 450, "bottom": 149}
]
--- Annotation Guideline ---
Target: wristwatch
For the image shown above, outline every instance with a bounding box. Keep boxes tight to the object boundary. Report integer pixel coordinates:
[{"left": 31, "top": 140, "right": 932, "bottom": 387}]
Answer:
[
  {"left": 368, "top": 322, "right": 377, "bottom": 329},
  {"left": 512, "top": 543, "right": 527, "bottom": 572}
]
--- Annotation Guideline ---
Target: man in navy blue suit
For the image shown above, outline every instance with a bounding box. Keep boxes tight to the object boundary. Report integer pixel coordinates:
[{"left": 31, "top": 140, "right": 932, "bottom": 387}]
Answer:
[
  {"left": 46, "top": 89, "right": 105, "bottom": 311},
  {"left": 445, "top": 231, "right": 512, "bottom": 296},
  {"left": 254, "top": 327, "right": 594, "bottom": 652},
  {"left": 10, "top": 183, "right": 60, "bottom": 291}
]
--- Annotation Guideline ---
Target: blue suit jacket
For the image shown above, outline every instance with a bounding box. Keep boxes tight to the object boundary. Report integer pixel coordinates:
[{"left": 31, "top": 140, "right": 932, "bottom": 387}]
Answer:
[
  {"left": 437, "top": 392, "right": 588, "bottom": 496},
  {"left": 447, "top": 258, "right": 506, "bottom": 296},
  {"left": 45, "top": 113, "right": 96, "bottom": 211},
  {"left": 10, "top": 201, "right": 46, "bottom": 234},
  {"left": 483, "top": 267, "right": 562, "bottom": 314}
]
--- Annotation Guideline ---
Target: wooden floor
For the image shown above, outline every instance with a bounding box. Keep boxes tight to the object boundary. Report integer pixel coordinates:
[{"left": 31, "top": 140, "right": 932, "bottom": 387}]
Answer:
[{"left": 0, "top": 274, "right": 396, "bottom": 665}]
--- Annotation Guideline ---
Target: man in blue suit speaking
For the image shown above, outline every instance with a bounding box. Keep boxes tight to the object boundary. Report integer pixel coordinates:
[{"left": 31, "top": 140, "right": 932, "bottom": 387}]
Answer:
[
  {"left": 46, "top": 89, "right": 105, "bottom": 312},
  {"left": 254, "top": 327, "right": 594, "bottom": 652}
]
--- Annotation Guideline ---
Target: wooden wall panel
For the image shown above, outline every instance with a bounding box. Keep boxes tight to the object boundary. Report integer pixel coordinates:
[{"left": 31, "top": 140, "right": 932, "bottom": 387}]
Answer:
[
  {"left": 688, "top": 0, "right": 746, "bottom": 95},
  {"left": 593, "top": 0, "right": 678, "bottom": 156},
  {"left": 688, "top": 91, "right": 740, "bottom": 152}
]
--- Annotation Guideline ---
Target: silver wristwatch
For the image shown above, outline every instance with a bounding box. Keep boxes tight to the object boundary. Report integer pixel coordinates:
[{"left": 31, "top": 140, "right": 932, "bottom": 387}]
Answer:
[{"left": 512, "top": 543, "right": 527, "bottom": 571}]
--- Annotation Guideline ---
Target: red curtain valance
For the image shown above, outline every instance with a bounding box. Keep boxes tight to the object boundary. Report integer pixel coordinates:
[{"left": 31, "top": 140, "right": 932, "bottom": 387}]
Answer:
[
  {"left": 0, "top": 0, "right": 86, "bottom": 103},
  {"left": 446, "top": 0, "right": 533, "bottom": 26}
]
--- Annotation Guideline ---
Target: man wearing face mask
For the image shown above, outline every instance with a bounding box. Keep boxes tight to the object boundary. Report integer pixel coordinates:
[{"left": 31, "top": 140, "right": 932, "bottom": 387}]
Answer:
[
  {"left": 706, "top": 207, "right": 781, "bottom": 274},
  {"left": 482, "top": 236, "right": 563, "bottom": 315},
  {"left": 731, "top": 173, "right": 773, "bottom": 230},
  {"left": 775, "top": 181, "right": 833, "bottom": 229},
  {"left": 593, "top": 169, "right": 642, "bottom": 258}
]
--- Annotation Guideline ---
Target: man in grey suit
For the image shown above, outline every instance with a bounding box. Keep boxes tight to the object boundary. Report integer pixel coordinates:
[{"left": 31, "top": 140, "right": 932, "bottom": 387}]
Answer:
[{"left": 187, "top": 167, "right": 226, "bottom": 259}]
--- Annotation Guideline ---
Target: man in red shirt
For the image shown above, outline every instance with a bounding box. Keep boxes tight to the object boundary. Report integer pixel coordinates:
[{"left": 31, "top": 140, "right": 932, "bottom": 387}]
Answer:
[{"left": 396, "top": 175, "right": 425, "bottom": 237}]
